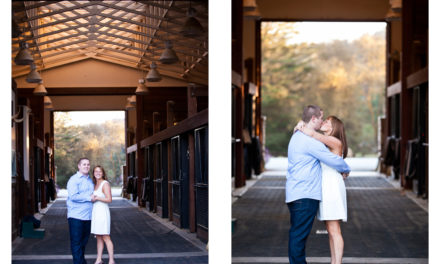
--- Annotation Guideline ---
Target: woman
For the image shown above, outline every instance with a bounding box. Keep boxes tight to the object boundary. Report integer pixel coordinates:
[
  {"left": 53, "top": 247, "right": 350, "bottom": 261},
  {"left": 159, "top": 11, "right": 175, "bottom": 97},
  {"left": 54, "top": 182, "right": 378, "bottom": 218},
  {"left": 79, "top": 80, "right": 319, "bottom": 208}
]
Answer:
[
  {"left": 296, "top": 116, "right": 348, "bottom": 264},
  {"left": 91, "top": 166, "right": 115, "bottom": 264}
]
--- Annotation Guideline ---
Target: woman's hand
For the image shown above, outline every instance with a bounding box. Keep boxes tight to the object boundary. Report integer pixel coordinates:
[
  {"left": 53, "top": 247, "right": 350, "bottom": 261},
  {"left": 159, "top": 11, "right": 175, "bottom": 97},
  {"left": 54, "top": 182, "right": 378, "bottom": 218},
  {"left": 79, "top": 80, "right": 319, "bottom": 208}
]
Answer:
[
  {"left": 294, "top": 120, "right": 315, "bottom": 137},
  {"left": 294, "top": 120, "right": 305, "bottom": 133},
  {"left": 300, "top": 126, "right": 315, "bottom": 137}
]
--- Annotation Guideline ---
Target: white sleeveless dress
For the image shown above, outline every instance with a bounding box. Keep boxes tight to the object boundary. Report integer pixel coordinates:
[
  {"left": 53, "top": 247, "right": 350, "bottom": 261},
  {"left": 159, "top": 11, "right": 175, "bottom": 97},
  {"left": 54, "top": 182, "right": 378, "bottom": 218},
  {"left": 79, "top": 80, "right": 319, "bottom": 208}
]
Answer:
[
  {"left": 317, "top": 162, "right": 347, "bottom": 222},
  {"left": 91, "top": 180, "right": 111, "bottom": 235}
]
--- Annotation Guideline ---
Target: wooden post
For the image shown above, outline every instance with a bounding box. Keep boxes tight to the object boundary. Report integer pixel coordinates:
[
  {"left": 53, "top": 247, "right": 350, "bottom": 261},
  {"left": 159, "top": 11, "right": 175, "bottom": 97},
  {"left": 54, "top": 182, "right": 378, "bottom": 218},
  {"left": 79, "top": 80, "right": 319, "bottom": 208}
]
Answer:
[
  {"left": 187, "top": 85, "right": 197, "bottom": 233},
  {"left": 232, "top": 0, "right": 245, "bottom": 188},
  {"left": 167, "top": 101, "right": 175, "bottom": 221},
  {"left": 136, "top": 94, "right": 145, "bottom": 207},
  {"left": 152, "top": 112, "right": 160, "bottom": 212},
  {"left": 255, "top": 21, "right": 262, "bottom": 143},
  {"left": 400, "top": 0, "right": 413, "bottom": 188}
]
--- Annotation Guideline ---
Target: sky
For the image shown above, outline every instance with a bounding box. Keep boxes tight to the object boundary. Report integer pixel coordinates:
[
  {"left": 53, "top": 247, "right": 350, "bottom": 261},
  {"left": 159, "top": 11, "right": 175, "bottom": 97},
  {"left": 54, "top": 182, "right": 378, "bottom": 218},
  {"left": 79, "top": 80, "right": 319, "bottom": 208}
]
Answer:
[
  {"left": 286, "top": 22, "right": 386, "bottom": 44},
  {"left": 58, "top": 111, "right": 125, "bottom": 126}
]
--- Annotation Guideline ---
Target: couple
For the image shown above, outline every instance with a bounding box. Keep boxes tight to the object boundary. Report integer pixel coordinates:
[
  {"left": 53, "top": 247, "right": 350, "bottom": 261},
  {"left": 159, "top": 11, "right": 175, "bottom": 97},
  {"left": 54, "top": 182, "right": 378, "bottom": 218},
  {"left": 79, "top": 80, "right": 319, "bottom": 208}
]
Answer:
[
  {"left": 67, "top": 157, "right": 115, "bottom": 264},
  {"left": 286, "top": 105, "right": 350, "bottom": 264}
]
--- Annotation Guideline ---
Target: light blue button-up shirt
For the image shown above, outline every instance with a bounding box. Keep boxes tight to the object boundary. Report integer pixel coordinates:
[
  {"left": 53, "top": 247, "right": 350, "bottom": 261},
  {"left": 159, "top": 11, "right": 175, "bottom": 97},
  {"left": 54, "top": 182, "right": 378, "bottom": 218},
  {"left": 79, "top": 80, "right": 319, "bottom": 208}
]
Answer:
[
  {"left": 66, "top": 171, "right": 94, "bottom": 220},
  {"left": 285, "top": 131, "right": 351, "bottom": 203}
]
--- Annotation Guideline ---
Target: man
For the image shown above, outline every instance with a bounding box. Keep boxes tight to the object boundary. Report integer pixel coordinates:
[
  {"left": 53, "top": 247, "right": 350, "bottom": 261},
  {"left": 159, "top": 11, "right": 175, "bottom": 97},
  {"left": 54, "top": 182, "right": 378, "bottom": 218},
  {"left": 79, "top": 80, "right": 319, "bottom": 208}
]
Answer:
[
  {"left": 286, "top": 105, "right": 350, "bottom": 264},
  {"left": 67, "top": 157, "right": 96, "bottom": 264}
]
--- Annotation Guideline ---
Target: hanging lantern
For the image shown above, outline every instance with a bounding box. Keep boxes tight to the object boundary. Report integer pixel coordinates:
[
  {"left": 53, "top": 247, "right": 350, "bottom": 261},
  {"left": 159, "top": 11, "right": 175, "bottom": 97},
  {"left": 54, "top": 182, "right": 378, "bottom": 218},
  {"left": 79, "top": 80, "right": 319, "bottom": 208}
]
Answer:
[
  {"left": 146, "top": 62, "right": 162, "bottom": 82},
  {"left": 159, "top": 41, "right": 179, "bottom": 64},
  {"left": 135, "top": 79, "right": 150, "bottom": 95},
  {"left": 180, "top": 7, "right": 204, "bottom": 37},
  {"left": 26, "top": 63, "right": 42, "bottom": 83},
  {"left": 15, "top": 42, "right": 34, "bottom": 65}
]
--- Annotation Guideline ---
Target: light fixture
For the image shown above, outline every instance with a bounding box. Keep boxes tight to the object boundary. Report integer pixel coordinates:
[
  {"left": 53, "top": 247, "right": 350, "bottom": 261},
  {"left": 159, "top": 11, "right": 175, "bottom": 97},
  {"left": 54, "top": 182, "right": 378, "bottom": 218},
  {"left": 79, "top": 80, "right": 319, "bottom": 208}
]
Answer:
[
  {"left": 44, "top": 103, "right": 54, "bottom": 111},
  {"left": 389, "top": 0, "right": 402, "bottom": 12},
  {"left": 146, "top": 62, "right": 162, "bottom": 82},
  {"left": 159, "top": 40, "right": 179, "bottom": 64},
  {"left": 44, "top": 96, "right": 52, "bottom": 105},
  {"left": 243, "top": 0, "right": 257, "bottom": 11},
  {"left": 33, "top": 82, "right": 47, "bottom": 96},
  {"left": 26, "top": 63, "right": 42, "bottom": 83},
  {"left": 12, "top": 19, "right": 22, "bottom": 38},
  {"left": 125, "top": 97, "right": 135, "bottom": 110},
  {"left": 244, "top": 6, "right": 262, "bottom": 20},
  {"left": 129, "top": 95, "right": 136, "bottom": 105},
  {"left": 180, "top": 7, "right": 204, "bottom": 37},
  {"left": 385, "top": 8, "right": 401, "bottom": 21},
  {"left": 135, "top": 79, "right": 150, "bottom": 95},
  {"left": 14, "top": 42, "right": 34, "bottom": 65}
]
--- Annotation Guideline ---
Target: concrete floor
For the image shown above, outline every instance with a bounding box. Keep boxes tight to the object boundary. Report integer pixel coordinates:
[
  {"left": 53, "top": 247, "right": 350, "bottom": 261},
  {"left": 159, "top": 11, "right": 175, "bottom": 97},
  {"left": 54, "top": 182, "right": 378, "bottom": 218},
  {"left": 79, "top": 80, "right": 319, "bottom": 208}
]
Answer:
[
  {"left": 12, "top": 198, "right": 208, "bottom": 264},
  {"left": 232, "top": 157, "right": 428, "bottom": 264}
]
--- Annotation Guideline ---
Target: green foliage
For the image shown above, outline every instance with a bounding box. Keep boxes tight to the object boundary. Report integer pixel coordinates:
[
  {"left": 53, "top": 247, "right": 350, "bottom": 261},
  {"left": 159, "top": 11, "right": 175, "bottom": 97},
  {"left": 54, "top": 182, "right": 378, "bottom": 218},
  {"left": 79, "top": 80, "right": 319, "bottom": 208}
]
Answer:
[
  {"left": 54, "top": 112, "right": 126, "bottom": 188},
  {"left": 261, "top": 22, "right": 385, "bottom": 156}
]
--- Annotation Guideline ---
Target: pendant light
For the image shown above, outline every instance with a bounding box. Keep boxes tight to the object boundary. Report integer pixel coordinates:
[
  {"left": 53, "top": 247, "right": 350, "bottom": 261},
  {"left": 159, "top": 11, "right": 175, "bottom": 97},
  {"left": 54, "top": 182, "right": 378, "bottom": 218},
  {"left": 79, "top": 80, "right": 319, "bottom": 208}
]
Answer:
[
  {"left": 129, "top": 95, "right": 136, "bottom": 105},
  {"left": 159, "top": 41, "right": 179, "bottom": 64},
  {"left": 385, "top": 8, "right": 401, "bottom": 21},
  {"left": 26, "top": 63, "right": 42, "bottom": 83},
  {"left": 390, "top": 0, "right": 402, "bottom": 12},
  {"left": 44, "top": 102, "right": 54, "bottom": 111},
  {"left": 146, "top": 62, "right": 162, "bottom": 82},
  {"left": 33, "top": 82, "right": 47, "bottom": 96},
  {"left": 135, "top": 78, "right": 150, "bottom": 95},
  {"left": 244, "top": 5, "right": 262, "bottom": 20},
  {"left": 180, "top": 4, "right": 204, "bottom": 37},
  {"left": 243, "top": 0, "right": 257, "bottom": 11},
  {"left": 14, "top": 42, "right": 34, "bottom": 65},
  {"left": 44, "top": 96, "right": 52, "bottom": 105},
  {"left": 125, "top": 97, "right": 135, "bottom": 110}
]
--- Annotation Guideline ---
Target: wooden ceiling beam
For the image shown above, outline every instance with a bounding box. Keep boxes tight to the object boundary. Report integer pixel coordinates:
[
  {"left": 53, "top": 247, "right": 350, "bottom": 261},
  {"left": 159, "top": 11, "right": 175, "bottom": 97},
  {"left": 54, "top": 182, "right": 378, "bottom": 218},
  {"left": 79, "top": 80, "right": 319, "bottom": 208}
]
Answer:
[
  {"left": 135, "top": 1, "right": 208, "bottom": 20},
  {"left": 21, "top": 2, "right": 96, "bottom": 23}
]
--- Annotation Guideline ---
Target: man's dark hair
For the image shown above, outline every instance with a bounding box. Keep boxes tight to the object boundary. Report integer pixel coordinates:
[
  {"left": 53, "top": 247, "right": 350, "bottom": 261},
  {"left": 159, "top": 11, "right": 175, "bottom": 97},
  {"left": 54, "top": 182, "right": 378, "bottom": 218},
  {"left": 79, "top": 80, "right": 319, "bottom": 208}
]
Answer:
[
  {"left": 302, "top": 105, "right": 322, "bottom": 123},
  {"left": 77, "top": 157, "right": 89, "bottom": 165}
]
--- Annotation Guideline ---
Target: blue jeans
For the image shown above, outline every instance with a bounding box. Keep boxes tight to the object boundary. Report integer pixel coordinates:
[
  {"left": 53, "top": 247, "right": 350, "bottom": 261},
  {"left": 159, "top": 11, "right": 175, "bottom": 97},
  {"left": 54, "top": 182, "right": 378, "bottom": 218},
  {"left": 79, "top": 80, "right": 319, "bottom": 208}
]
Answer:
[
  {"left": 287, "top": 199, "right": 319, "bottom": 264},
  {"left": 68, "top": 218, "right": 91, "bottom": 264}
]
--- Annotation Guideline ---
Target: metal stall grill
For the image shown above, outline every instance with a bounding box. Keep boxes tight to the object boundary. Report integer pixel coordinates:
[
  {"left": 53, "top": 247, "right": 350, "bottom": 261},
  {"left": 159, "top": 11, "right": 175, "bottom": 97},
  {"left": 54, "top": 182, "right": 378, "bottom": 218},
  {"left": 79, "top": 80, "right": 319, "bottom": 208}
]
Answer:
[
  {"left": 142, "top": 146, "right": 155, "bottom": 212},
  {"left": 194, "top": 126, "right": 208, "bottom": 240},
  {"left": 171, "top": 135, "right": 189, "bottom": 228},
  {"left": 154, "top": 142, "right": 168, "bottom": 218}
]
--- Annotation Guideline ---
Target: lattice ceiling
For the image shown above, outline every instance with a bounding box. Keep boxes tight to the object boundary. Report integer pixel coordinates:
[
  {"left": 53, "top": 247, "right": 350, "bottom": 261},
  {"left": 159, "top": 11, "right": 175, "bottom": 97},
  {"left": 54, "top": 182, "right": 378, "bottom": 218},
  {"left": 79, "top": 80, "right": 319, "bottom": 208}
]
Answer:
[{"left": 12, "top": 1, "right": 208, "bottom": 82}]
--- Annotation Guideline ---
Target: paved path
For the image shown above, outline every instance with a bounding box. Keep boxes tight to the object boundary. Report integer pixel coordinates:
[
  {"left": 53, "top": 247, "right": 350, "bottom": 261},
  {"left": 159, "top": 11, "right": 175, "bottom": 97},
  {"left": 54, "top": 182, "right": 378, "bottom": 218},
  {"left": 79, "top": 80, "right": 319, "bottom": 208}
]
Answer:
[
  {"left": 12, "top": 198, "right": 208, "bottom": 264},
  {"left": 232, "top": 157, "right": 428, "bottom": 264}
]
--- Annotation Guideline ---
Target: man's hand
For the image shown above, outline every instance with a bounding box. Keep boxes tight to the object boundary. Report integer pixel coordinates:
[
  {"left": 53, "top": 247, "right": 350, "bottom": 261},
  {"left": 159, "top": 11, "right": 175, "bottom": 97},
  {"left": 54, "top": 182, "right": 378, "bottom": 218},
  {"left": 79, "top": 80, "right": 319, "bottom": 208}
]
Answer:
[
  {"left": 91, "top": 194, "right": 97, "bottom": 202},
  {"left": 341, "top": 172, "right": 349, "bottom": 180}
]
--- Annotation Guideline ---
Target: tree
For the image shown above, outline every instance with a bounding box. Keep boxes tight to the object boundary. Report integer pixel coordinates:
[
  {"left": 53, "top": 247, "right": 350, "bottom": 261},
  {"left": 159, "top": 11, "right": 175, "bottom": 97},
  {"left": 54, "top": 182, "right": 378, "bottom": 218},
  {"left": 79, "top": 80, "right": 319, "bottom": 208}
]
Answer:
[
  {"left": 54, "top": 113, "right": 126, "bottom": 188},
  {"left": 261, "top": 22, "right": 385, "bottom": 156}
]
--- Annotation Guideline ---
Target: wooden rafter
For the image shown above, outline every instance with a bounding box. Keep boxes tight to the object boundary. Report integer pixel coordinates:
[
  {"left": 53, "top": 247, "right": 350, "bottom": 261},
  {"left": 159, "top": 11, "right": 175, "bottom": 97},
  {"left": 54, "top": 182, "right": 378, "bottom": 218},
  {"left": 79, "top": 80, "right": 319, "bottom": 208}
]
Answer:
[{"left": 12, "top": 0, "right": 208, "bottom": 83}]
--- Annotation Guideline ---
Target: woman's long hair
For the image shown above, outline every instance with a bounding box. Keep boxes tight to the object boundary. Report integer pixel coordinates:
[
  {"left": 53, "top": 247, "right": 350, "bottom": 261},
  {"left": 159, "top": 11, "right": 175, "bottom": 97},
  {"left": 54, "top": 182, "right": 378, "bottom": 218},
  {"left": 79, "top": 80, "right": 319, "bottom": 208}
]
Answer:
[
  {"left": 92, "top": 165, "right": 107, "bottom": 185},
  {"left": 328, "top": 116, "right": 348, "bottom": 158}
]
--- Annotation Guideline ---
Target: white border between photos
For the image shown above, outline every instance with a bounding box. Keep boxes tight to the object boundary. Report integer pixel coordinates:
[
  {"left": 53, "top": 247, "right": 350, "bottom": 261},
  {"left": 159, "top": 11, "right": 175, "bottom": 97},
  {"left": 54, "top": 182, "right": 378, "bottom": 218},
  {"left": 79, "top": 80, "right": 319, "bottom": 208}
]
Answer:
[{"left": 209, "top": 0, "right": 232, "bottom": 263}]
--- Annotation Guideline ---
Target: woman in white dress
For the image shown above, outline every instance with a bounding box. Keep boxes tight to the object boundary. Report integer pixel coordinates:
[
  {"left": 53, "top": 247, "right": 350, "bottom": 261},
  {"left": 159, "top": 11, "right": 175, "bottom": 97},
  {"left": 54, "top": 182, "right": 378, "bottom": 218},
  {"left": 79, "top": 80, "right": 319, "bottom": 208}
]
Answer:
[
  {"left": 297, "top": 116, "right": 348, "bottom": 264},
  {"left": 91, "top": 166, "right": 115, "bottom": 264}
]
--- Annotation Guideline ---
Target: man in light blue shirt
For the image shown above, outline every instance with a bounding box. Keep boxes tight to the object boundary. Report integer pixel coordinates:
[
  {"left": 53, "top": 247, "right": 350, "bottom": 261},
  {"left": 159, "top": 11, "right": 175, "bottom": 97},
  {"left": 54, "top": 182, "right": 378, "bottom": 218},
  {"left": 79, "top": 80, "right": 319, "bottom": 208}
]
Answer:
[
  {"left": 286, "top": 105, "right": 350, "bottom": 264},
  {"left": 67, "top": 157, "right": 96, "bottom": 264}
]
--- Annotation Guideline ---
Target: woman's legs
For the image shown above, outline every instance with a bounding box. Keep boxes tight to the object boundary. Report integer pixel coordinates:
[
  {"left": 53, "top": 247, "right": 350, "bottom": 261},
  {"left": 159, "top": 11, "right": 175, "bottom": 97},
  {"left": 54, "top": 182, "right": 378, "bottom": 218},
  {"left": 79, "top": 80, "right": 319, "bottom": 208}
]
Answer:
[
  {"left": 326, "top": 220, "right": 344, "bottom": 264},
  {"left": 95, "top": 235, "right": 104, "bottom": 264},
  {"left": 102, "top": 235, "right": 115, "bottom": 263}
]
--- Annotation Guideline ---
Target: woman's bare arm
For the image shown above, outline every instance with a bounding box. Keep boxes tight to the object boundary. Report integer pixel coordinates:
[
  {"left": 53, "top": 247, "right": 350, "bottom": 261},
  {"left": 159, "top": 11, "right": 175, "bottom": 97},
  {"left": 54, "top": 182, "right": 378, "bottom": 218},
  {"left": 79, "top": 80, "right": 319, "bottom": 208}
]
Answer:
[
  {"left": 300, "top": 126, "right": 342, "bottom": 152},
  {"left": 96, "top": 182, "right": 112, "bottom": 203}
]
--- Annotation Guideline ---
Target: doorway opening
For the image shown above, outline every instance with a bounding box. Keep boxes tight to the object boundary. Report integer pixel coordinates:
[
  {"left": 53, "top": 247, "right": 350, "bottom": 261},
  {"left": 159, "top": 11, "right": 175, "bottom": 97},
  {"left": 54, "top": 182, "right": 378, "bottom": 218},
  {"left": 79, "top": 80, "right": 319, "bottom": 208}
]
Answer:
[
  {"left": 261, "top": 21, "right": 386, "bottom": 160},
  {"left": 53, "top": 111, "right": 126, "bottom": 196}
]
